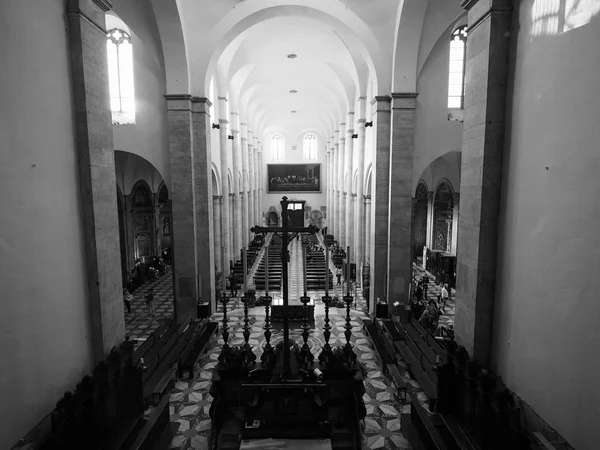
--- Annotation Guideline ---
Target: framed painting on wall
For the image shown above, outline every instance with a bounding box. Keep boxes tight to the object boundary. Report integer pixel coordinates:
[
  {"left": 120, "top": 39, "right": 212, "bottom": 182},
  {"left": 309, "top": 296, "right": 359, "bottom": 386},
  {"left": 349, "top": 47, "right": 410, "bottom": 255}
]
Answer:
[{"left": 267, "top": 164, "right": 321, "bottom": 192}]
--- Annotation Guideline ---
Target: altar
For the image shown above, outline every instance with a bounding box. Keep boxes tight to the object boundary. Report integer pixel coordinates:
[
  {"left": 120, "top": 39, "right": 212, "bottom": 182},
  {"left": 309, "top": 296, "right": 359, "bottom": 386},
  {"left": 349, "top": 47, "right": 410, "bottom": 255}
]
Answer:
[{"left": 271, "top": 296, "right": 314, "bottom": 324}]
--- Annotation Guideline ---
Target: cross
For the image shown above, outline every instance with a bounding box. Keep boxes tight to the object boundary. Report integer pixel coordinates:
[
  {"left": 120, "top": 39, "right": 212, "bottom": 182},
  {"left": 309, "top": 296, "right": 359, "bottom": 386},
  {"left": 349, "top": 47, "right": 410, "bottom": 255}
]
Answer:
[{"left": 251, "top": 196, "right": 319, "bottom": 378}]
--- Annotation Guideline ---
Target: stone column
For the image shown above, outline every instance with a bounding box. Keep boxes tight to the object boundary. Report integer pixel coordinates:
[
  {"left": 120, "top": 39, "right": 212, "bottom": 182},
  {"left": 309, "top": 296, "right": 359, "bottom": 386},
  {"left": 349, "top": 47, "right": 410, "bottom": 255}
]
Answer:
[
  {"left": 365, "top": 195, "right": 373, "bottom": 313},
  {"left": 337, "top": 123, "right": 346, "bottom": 245},
  {"left": 254, "top": 139, "right": 259, "bottom": 226},
  {"left": 451, "top": 193, "right": 460, "bottom": 254},
  {"left": 218, "top": 97, "right": 231, "bottom": 273},
  {"left": 213, "top": 195, "right": 222, "bottom": 274},
  {"left": 191, "top": 97, "right": 216, "bottom": 309},
  {"left": 369, "top": 96, "right": 392, "bottom": 309},
  {"left": 241, "top": 124, "right": 250, "bottom": 245},
  {"left": 387, "top": 93, "right": 418, "bottom": 307},
  {"left": 326, "top": 149, "right": 330, "bottom": 229},
  {"left": 426, "top": 191, "right": 434, "bottom": 249},
  {"left": 258, "top": 146, "right": 263, "bottom": 223},
  {"left": 333, "top": 135, "right": 339, "bottom": 238},
  {"left": 456, "top": 0, "right": 513, "bottom": 367},
  {"left": 248, "top": 134, "right": 255, "bottom": 229},
  {"left": 165, "top": 95, "right": 198, "bottom": 322},
  {"left": 231, "top": 112, "right": 242, "bottom": 257},
  {"left": 345, "top": 112, "right": 355, "bottom": 255},
  {"left": 364, "top": 196, "right": 372, "bottom": 264},
  {"left": 355, "top": 99, "right": 367, "bottom": 270},
  {"left": 253, "top": 141, "right": 259, "bottom": 224},
  {"left": 229, "top": 193, "right": 235, "bottom": 264},
  {"left": 67, "top": 0, "right": 124, "bottom": 361}
]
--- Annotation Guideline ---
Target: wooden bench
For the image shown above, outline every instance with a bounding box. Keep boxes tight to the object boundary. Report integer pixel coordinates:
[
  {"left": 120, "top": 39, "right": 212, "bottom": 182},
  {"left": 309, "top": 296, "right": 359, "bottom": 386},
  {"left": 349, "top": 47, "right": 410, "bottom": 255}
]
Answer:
[
  {"left": 395, "top": 340, "right": 437, "bottom": 412},
  {"left": 151, "top": 366, "right": 177, "bottom": 406},
  {"left": 401, "top": 396, "right": 456, "bottom": 450},
  {"left": 179, "top": 321, "right": 219, "bottom": 380},
  {"left": 127, "top": 395, "right": 175, "bottom": 450},
  {"left": 386, "top": 363, "right": 408, "bottom": 401},
  {"left": 363, "top": 319, "right": 395, "bottom": 366}
]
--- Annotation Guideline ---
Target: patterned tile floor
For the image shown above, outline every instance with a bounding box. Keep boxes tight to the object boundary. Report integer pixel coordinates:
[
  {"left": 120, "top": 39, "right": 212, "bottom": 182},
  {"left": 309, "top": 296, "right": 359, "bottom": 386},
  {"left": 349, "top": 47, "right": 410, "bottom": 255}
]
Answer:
[
  {"left": 125, "top": 270, "right": 175, "bottom": 342},
  {"left": 165, "top": 237, "right": 428, "bottom": 450}
]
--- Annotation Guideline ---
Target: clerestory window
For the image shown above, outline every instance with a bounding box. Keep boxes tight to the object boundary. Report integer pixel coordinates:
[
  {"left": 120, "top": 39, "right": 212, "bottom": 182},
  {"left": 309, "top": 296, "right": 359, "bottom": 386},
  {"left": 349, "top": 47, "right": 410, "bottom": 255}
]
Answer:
[
  {"left": 448, "top": 26, "right": 468, "bottom": 110},
  {"left": 272, "top": 134, "right": 284, "bottom": 160},
  {"left": 303, "top": 134, "right": 317, "bottom": 160},
  {"left": 107, "top": 28, "right": 135, "bottom": 124}
]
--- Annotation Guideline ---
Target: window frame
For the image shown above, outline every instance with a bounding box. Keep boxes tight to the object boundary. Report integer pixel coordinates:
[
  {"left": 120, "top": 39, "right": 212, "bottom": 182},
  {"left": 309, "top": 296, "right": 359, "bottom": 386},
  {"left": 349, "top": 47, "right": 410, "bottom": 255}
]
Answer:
[
  {"left": 303, "top": 133, "right": 317, "bottom": 160},
  {"left": 272, "top": 134, "right": 284, "bottom": 160},
  {"left": 447, "top": 25, "right": 468, "bottom": 111},
  {"left": 107, "top": 27, "right": 135, "bottom": 124}
]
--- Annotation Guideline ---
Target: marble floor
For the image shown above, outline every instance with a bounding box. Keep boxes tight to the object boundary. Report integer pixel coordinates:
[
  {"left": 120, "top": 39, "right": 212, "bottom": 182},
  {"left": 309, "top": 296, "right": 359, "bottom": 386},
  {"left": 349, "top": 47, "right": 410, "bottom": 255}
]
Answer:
[
  {"left": 411, "top": 264, "right": 455, "bottom": 328},
  {"left": 125, "top": 270, "right": 175, "bottom": 341}
]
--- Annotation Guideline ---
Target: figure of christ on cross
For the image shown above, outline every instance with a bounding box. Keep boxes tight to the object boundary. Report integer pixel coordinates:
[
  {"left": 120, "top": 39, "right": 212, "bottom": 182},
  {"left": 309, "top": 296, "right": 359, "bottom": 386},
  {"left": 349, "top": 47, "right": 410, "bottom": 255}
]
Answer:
[{"left": 251, "top": 196, "right": 319, "bottom": 379}]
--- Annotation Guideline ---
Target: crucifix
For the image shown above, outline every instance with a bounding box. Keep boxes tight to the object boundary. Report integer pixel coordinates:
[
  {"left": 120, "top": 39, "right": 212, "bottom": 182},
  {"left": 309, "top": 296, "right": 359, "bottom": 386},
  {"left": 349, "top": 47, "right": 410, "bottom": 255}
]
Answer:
[{"left": 251, "top": 196, "right": 319, "bottom": 378}]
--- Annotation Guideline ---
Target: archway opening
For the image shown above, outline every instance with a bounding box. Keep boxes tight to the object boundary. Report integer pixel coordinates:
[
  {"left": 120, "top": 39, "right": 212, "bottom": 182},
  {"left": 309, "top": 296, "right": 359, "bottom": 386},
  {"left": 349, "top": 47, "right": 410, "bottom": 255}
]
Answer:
[{"left": 412, "top": 183, "right": 428, "bottom": 264}]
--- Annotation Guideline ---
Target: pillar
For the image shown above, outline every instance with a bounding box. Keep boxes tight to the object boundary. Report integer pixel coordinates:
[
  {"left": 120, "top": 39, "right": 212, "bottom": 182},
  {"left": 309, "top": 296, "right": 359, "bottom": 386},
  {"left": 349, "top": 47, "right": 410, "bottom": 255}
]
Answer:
[
  {"left": 426, "top": 191, "right": 434, "bottom": 249},
  {"left": 258, "top": 147, "right": 263, "bottom": 223},
  {"left": 369, "top": 96, "right": 392, "bottom": 310},
  {"left": 241, "top": 123, "right": 250, "bottom": 244},
  {"left": 455, "top": 0, "right": 513, "bottom": 367},
  {"left": 191, "top": 97, "right": 216, "bottom": 309},
  {"left": 387, "top": 93, "right": 418, "bottom": 307},
  {"left": 345, "top": 112, "right": 355, "bottom": 255},
  {"left": 333, "top": 134, "right": 339, "bottom": 238},
  {"left": 165, "top": 96, "right": 197, "bottom": 321},
  {"left": 231, "top": 112, "right": 242, "bottom": 257},
  {"left": 213, "top": 195, "right": 222, "bottom": 274},
  {"left": 67, "top": 0, "right": 124, "bottom": 361},
  {"left": 218, "top": 97, "right": 231, "bottom": 273},
  {"left": 355, "top": 99, "right": 367, "bottom": 271},
  {"left": 365, "top": 196, "right": 372, "bottom": 264},
  {"left": 248, "top": 134, "right": 255, "bottom": 229},
  {"left": 451, "top": 193, "right": 460, "bottom": 254},
  {"left": 337, "top": 123, "right": 346, "bottom": 245}
]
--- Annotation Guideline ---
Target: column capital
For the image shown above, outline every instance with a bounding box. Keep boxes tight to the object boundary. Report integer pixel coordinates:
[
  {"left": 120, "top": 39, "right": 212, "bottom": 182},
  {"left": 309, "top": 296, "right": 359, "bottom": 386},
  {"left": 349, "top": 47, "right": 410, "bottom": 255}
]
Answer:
[
  {"left": 240, "top": 122, "right": 247, "bottom": 127},
  {"left": 230, "top": 111, "right": 239, "bottom": 116},
  {"left": 391, "top": 92, "right": 418, "bottom": 109},
  {"left": 241, "top": 137, "right": 247, "bottom": 142},
  {"left": 191, "top": 96, "right": 212, "bottom": 114},
  {"left": 217, "top": 96, "right": 228, "bottom": 101},
  {"left": 347, "top": 129, "right": 355, "bottom": 134},
  {"left": 165, "top": 94, "right": 191, "bottom": 111},
  {"left": 219, "top": 118, "right": 229, "bottom": 124},
  {"left": 370, "top": 95, "right": 392, "bottom": 111},
  {"left": 357, "top": 118, "right": 367, "bottom": 125},
  {"left": 213, "top": 195, "right": 223, "bottom": 201},
  {"left": 232, "top": 129, "right": 240, "bottom": 135},
  {"left": 229, "top": 193, "right": 235, "bottom": 198}
]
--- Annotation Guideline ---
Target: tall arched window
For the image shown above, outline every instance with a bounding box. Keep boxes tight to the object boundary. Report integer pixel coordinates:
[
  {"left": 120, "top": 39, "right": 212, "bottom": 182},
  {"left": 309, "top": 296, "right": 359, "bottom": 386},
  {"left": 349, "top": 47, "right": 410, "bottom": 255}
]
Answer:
[
  {"left": 107, "top": 28, "right": 135, "bottom": 124},
  {"left": 272, "top": 134, "right": 284, "bottom": 160},
  {"left": 448, "top": 26, "right": 468, "bottom": 109},
  {"left": 303, "top": 134, "right": 317, "bottom": 160}
]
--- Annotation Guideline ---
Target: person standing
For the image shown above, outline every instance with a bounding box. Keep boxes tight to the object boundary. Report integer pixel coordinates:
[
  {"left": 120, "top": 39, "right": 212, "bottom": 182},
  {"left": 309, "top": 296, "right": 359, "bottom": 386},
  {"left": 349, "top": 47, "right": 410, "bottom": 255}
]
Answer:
[
  {"left": 421, "top": 274, "right": 429, "bottom": 300},
  {"left": 145, "top": 288, "right": 156, "bottom": 317},
  {"left": 123, "top": 288, "right": 133, "bottom": 314},
  {"left": 440, "top": 283, "right": 449, "bottom": 312}
]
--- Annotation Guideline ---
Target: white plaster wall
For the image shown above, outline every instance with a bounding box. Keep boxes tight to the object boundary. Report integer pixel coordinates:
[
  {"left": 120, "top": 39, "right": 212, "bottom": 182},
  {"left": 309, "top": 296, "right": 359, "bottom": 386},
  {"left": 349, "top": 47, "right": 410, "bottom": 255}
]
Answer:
[
  {"left": 413, "top": 27, "right": 464, "bottom": 193},
  {"left": 493, "top": 4, "right": 600, "bottom": 449},
  {"left": 0, "top": 1, "right": 93, "bottom": 446},
  {"left": 110, "top": 2, "right": 170, "bottom": 187}
]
